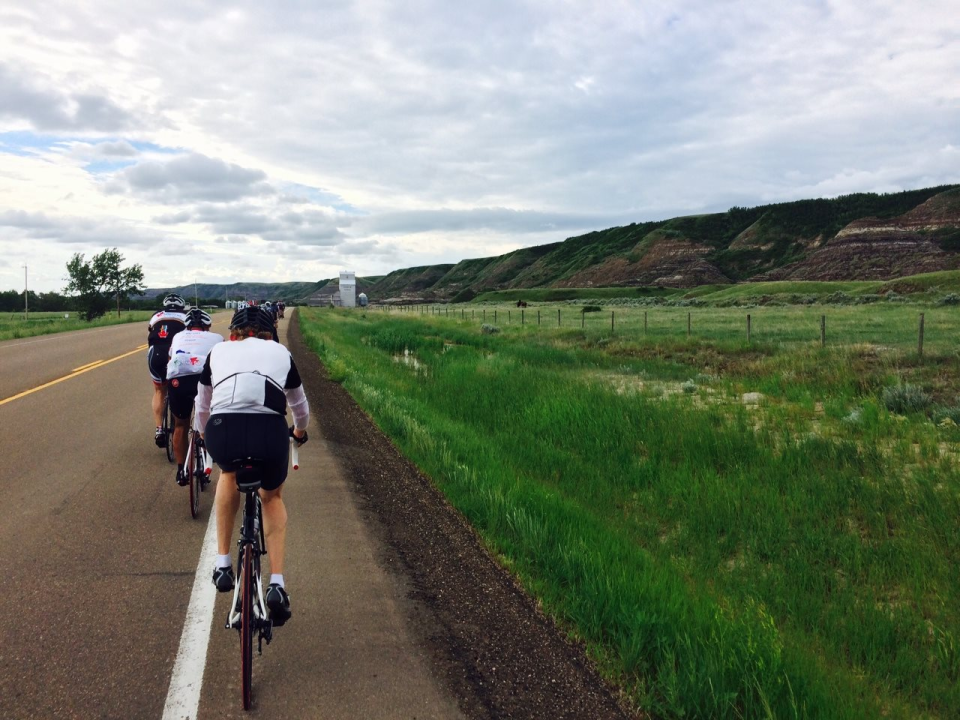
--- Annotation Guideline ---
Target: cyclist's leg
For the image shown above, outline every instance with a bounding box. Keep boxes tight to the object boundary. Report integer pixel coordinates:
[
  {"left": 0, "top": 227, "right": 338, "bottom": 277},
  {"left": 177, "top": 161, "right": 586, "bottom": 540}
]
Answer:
[
  {"left": 169, "top": 376, "right": 199, "bottom": 464},
  {"left": 148, "top": 346, "right": 168, "bottom": 427},
  {"left": 259, "top": 486, "right": 287, "bottom": 575},
  {"left": 214, "top": 471, "right": 242, "bottom": 555}
]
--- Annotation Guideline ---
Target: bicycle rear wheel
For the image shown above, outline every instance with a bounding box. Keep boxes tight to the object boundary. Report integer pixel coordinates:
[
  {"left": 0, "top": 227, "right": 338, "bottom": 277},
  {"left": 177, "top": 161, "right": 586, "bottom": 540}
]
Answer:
[
  {"left": 163, "top": 396, "right": 175, "bottom": 463},
  {"left": 240, "top": 545, "right": 253, "bottom": 710},
  {"left": 188, "top": 432, "right": 201, "bottom": 519}
]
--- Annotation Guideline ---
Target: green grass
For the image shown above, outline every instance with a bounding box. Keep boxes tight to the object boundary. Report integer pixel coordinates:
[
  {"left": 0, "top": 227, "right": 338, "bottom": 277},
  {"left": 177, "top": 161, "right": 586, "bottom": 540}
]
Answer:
[
  {"left": 300, "top": 306, "right": 960, "bottom": 718},
  {"left": 0, "top": 310, "right": 153, "bottom": 341},
  {"left": 474, "top": 286, "right": 681, "bottom": 303}
]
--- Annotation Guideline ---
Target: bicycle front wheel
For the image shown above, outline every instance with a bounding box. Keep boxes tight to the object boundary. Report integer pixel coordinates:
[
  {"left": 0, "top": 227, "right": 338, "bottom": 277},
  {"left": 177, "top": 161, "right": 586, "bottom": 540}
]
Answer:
[{"left": 240, "top": 545, "right": 253, "bottom": 710}]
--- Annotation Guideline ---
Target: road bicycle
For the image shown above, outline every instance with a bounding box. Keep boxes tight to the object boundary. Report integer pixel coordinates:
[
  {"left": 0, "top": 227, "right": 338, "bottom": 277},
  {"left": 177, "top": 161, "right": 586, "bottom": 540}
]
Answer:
[
  {"left": 161, "top": 394, "right": 175, "bottom": 463},
  {"left": 183, "top": 421, "right": 213, "bottom": 519},
  {"left": 225, "top": 431, "right": 305, "bottom": 710}
]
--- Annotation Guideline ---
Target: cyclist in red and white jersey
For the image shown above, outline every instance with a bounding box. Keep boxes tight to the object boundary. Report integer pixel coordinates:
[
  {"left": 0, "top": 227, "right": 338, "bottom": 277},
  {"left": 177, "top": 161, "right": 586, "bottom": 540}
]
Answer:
[
  {"left": 166, "top": 308, "right": 223, "bottom": 485},
  {"left": 147, "top": 294, "right": 187, "bottom": 446}
]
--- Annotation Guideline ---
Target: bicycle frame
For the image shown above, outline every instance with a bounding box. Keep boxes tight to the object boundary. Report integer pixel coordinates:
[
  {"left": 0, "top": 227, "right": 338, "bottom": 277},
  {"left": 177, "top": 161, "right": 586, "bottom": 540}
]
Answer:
[{"left": 226, "top": 489, "right": 271, "bottom": 644}]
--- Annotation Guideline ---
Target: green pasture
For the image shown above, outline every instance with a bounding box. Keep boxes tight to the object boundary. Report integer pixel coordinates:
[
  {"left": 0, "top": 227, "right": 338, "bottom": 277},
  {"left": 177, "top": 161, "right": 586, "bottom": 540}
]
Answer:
[
  {"left": 300, "top": 305, "right": 960, "bottom": 719},
  {"left": 0, "top": 310, "right": 153, "bottom": 342},
  {"left": 403, "top": 302, "right": 958, "bottom": 357}
]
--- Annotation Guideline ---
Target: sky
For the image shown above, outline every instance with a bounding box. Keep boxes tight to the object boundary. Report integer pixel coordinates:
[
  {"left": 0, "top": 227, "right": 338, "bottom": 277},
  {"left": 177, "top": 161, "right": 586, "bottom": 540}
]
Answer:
[{"left": 0, "top": 1, "right": 958, "bottom": 293}]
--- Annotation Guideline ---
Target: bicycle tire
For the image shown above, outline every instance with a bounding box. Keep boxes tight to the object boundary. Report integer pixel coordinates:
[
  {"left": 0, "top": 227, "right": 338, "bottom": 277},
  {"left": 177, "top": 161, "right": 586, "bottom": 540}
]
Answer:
[
  {"left": 189, "top": 432, "right": 201, "bottom": 519},
  {"left": 240, "top": 545, "right": 253, "bottom": 710},
  {"left": 163, "top": 396, "right": 175, "bottom": 463}
]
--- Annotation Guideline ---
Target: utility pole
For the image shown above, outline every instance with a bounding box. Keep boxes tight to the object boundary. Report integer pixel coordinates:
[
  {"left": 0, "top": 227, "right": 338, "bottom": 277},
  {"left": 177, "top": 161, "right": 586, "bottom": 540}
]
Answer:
[
  {"left": 194, "top": 280, "right": 199, "bottom": 307},
  {"left": 22, "top": 264, "right": 28, "bottom": 320}
]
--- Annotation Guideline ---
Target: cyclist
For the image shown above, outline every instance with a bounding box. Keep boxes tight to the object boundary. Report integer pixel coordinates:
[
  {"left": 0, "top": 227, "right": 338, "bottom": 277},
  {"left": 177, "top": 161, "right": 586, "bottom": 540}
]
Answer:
[
  {"left": 148, "top": 294, "right": 187, "bottom": 446},
  {"left": 166, "top": 308, "right": 223, "bottom": 485},
  {"left": 195, "top": 306, "right": 309, "bottom": 626}
]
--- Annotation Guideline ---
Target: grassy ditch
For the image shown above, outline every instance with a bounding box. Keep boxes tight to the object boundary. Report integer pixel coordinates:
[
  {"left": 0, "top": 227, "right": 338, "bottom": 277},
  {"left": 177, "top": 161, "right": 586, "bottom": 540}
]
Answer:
[
  {"left": 0, "top": 310, "right": 154, "bottom": 342},
  {"left": 300, "top": 307, "right": 960, "bottom": 719}
]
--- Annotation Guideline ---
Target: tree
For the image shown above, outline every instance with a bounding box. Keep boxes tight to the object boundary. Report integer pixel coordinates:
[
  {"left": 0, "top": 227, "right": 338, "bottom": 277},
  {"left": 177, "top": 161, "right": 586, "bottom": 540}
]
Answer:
[{"left": 65, "top": 249, "right": 145, "bottom": 321}]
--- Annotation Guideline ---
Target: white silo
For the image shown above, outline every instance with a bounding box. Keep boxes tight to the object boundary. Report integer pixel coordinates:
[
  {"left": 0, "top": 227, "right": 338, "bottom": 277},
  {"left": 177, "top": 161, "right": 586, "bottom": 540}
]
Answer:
[{"left": 339, "top": 271, "right": 356, "bottom": 308}]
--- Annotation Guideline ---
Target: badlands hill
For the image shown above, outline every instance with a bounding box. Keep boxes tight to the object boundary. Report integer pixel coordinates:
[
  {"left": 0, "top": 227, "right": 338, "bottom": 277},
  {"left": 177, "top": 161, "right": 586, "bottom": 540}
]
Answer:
[{"left": 366, "top": 185, "right": 960, "bottom": 302}]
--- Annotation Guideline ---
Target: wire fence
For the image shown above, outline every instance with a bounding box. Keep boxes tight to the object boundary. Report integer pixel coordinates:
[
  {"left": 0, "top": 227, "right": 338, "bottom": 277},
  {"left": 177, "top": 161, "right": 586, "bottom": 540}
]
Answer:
[{"left": 369, "top": 303, "right": 958, "bottom": 358}]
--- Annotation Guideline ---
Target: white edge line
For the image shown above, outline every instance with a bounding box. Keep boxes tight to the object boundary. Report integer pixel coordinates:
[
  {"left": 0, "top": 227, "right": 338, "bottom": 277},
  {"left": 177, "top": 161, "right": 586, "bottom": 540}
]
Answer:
[{"left": 162, "top": 504, "right": 219, "bottom": 720}]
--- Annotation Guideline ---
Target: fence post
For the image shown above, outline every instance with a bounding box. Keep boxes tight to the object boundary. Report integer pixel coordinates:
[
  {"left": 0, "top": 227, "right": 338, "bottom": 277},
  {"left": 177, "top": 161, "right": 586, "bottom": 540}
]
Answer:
[
  {"left": 538, "top": 310, "right": 541, "bottom": 326},
  {"left": 558, "top": 308, "right": 561, "bottom": 327},
  {"left": 687, "top": 312, "right": 691, "bottom": 337},
  {"left": 747, "top": 314, "right": 751, "bottom": 343},
  {"left": 522, "top": 309, "right": 525, "bottom": 325},
  {"left": 483, "top": 309, "right": 486, "bottom": 322},
  {"left": 508, "top": 310, "right": 511, "bottom": 323},
  {"left": 611, "top": 311, "right": 615, "bottom": 332},
  {"left": 644, "top": 311, "right": 647, "bottom": 335},
  {"left": 494, "top": 310, "right": 497, "bottom": 323},
  {"left": 820, "top": 315, "right": 826, "bottom": 347},
  {"left": 918, "top": 313, "right": 925, "bottom": 359}
]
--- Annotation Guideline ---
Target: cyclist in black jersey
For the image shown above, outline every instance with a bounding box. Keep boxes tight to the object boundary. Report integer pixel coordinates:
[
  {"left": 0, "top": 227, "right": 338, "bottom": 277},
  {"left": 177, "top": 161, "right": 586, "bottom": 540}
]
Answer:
[{"left": 147, "top": 294, "right": 187, "bottom": 447}]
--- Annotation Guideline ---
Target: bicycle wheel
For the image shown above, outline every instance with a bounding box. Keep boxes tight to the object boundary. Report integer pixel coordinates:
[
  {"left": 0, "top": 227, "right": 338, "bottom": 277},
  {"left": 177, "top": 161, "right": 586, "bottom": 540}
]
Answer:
[
  {"left": 240, "top": 545, "right": 253, "bottom": 710},
  {"left": 188, "top": 432, "right": 201, "bottom": 519},
  {"left": 163, "top": 396, "right": 175, "bottom": 463}
]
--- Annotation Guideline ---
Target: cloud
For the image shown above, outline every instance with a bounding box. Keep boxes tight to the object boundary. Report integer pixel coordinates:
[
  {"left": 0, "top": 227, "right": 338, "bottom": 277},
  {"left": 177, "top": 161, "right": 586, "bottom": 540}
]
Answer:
[
  {"left": 0, "top": 208, "right": 165, "bottom": 246},
  {"left": 356, "top": 207, "right": 620, "bottom": 236},
  {"left": 0, "top": 64, "right": 132, "bottom": 132},
  {"left": 105, "top": 153, "right": 272, "bottom": 203}
]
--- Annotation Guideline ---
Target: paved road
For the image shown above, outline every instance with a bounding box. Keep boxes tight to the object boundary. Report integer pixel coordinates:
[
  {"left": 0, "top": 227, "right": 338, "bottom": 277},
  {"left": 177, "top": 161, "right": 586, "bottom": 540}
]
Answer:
[{"left": 0, "top": 312, "right": 463, "bottom": 719}]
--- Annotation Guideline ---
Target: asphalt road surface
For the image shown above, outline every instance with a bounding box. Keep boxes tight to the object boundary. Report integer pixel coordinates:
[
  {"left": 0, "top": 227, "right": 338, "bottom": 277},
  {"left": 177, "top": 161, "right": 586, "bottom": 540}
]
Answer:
[{"left": 0, "top": 313, "right": 463, "bottom": 719}]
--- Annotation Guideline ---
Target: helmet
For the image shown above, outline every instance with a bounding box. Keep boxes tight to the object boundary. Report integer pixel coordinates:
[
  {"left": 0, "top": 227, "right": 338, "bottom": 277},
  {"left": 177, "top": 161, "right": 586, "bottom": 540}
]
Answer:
[
  {"left": 185, "top": 307, "right": 212, "bottom": 329},
  {"left": 229, "top": 305, "right": 274, "bottom": 334},
  {"left": 162, "top": 293, "right": 186, "bottom": 312}
]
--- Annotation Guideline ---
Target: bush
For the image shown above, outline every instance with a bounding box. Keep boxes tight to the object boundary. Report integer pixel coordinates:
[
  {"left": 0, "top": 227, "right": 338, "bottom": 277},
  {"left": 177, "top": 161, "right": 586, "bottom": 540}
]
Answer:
[
  {"left": 582, "top": 306, "right": 602, "bottom": 313},
  {"left": 682, "top": 379, "right": 697, "bottom": 394},
  {"left": 881, "top": 384, "right": 932, "bottom": 414},
  {"left": 933, "top": 405, "right": 960, "bottom": 424},
  {"left": 451, "top": 288, "right": 477, "bottom": 304},
  {"left": 938, "top": 293, "right": 960, "bottom": 306},
  {"left": 823, "top": 291, "right": 853, "bottom": 305},
  {"left": 480, "top": 323, "right": 501, "bottom": 335}
]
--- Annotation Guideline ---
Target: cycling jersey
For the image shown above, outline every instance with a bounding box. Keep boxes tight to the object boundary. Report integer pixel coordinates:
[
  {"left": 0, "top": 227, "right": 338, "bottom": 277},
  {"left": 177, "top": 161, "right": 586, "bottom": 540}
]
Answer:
[
  {"left": 166, "top": 329, "right": 224, "bottom": 380},
  {"left": 147, "top": 311, "right": 187, "bottom": 347},
  {"left": 195, "top": 338, "right": 309, "bottom": 432}
]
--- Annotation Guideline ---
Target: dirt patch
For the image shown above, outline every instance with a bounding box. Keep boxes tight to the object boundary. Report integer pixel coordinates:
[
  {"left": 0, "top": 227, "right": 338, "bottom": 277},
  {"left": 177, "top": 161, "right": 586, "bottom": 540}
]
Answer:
[{"left": 288, "top": 313, "right": 639, "bottom": 720}]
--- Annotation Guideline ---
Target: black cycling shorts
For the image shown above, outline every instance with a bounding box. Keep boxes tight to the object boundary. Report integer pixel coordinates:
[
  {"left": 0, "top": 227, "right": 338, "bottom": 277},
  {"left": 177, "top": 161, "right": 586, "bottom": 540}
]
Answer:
[
  {"left": 168, "top": 374, "right": 201, "bottom": 420},
  {"left": 204, "top": 413, "right": 289, "bottom": 491},
  {"left": 147, "top": 345, "right": 170, "bottom": 384}
]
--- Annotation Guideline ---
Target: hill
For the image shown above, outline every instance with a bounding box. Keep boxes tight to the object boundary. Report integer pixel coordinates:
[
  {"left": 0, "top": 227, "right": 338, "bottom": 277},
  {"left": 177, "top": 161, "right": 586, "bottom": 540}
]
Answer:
[
  {"left": 144, "top": 281, "right": 326, "bottom": 303},
  {"left": 366, "top": 185, "right": 960, "bottom": 302}
]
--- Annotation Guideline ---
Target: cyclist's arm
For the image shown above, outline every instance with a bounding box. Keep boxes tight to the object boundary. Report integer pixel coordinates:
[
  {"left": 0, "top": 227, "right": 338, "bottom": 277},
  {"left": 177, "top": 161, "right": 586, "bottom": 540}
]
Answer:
[
  {"left": 195, "top": 355, "right": 213, "bottom": 432},
  {"left": 283, "top": 358, "right": 309, "bottom": 431}
]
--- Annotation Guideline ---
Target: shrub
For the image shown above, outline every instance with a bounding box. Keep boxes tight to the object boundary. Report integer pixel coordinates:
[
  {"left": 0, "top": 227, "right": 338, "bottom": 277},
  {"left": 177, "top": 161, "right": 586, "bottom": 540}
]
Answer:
[
  {"left": 823, "top": 291, "right": 853, "bottom": 305},
  {"left": 932, "top": 405, "right": 960, "bottom": 424},
  {"left": 480, "top": 323, "right": 501, "bottom": 335},
  {"left": 582, "top": 305, "right": 602, "bottom": 313},
  {"left": 881, "top": 384, "right": 932, "bottom": 414},
  {"left": 938, "top": 293, "right": 960, "bottom": 306},
  {"left": 682, "top": 379, "right": 697, "bottom": 394}
]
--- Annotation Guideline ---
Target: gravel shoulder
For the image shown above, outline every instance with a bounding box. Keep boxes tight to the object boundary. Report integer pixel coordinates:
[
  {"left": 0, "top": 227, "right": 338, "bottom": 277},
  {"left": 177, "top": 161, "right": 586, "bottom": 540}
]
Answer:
[{"left": 289, "top": 311, "right": 639, "bottom": 720}]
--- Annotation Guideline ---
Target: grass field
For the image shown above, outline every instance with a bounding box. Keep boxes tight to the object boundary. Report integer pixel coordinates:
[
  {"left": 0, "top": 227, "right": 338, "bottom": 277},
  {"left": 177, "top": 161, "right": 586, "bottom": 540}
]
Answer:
[
  {"left": 300, "top": 304, "right": 960, "bottom": 719},
  {"left": 468, "top": 270, "right": 960, "bottom": 305},
  {"left": 0, "top": 311, "right": 154, "bottom": 342}
]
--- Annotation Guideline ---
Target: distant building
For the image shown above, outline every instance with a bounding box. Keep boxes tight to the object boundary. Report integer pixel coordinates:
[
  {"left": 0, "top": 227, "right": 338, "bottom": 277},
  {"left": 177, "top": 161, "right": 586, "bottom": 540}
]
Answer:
[{"left": 339, "top": 271, "right": 356, "bottom": 308}]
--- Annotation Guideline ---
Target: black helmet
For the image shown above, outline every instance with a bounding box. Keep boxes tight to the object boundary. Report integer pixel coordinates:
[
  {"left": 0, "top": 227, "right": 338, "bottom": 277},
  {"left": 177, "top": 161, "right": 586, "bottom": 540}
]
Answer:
[
  {"left": 185, "top": 307, "right": 212, "bottom": 329},
  {"left": 162, "top": 293, "right": 186, "bottom": 312},
  {"left": 229, "top": 305, "right": 274, "bottom": 334}
]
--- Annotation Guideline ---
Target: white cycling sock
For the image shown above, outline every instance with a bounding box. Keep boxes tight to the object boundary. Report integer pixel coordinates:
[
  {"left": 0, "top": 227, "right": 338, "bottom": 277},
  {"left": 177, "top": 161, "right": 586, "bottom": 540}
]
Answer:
[
  {"left": 215, "top": 554, "right": 232, "bottom": 569},
  {"left": 270, "top": 574, "right": 284, "bottom": 588}
]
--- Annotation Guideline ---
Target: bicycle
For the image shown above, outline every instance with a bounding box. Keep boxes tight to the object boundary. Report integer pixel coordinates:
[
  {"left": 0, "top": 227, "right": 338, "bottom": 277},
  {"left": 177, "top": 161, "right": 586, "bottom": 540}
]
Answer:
[
  {"left": 225, "top": 430, "right": 305, "bottom": 710},
  {"left": 183, "top": 421, "right": 212, "bottom": 519},
  {"left": 161, "top": 394, "right": 175, "bottom": 463}
]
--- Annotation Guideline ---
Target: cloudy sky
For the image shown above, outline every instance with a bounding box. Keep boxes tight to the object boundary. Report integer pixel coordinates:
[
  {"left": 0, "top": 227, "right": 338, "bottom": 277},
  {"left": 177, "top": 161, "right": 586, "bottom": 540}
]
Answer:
[{"left": 1, "top": 1, "right": 958, "bottom": 292}]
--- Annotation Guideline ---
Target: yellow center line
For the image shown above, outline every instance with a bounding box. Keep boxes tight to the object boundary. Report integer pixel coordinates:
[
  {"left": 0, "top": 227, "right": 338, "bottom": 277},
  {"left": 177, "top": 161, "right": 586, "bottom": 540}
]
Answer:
[
  {"left": 72, "top": 359, "right": 105, "bottom": 372},
  {"left": 0, "top": 344, "right": 150, "bottom": 407}
]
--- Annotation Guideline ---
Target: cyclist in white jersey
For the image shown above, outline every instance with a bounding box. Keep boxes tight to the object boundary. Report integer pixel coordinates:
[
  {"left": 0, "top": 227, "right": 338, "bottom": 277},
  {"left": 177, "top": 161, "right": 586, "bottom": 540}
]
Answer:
[
  {"left": 147, "top": 294, "right": 188, "bottom": 447},
  {"left": 196, "top": 306, "right": 309, "bottom": 626},
  {"left": 166, "top": 308, "right": 223, "bottom": 486}
]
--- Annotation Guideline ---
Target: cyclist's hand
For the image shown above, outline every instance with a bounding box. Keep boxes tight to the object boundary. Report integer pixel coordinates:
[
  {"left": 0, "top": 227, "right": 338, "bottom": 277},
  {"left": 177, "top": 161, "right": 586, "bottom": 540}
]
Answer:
[{"left": 290, "top": 427, "right": 308, "bottom": 446}]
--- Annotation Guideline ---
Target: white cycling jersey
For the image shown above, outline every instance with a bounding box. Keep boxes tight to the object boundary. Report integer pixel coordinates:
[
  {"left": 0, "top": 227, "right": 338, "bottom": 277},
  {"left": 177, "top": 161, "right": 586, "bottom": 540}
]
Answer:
[
  {"left": 166, "top": 329, "right": 224, "bottom": 379},
  {"left": 195, "top": 337, "right": 309, "bottom": 431}
]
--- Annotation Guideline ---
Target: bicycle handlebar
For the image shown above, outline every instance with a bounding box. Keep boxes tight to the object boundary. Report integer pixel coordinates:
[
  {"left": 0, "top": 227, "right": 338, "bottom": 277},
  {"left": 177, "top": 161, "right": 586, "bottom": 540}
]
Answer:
[{"left": 289, "top": 427, "right": 307, "bottom": 471}]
